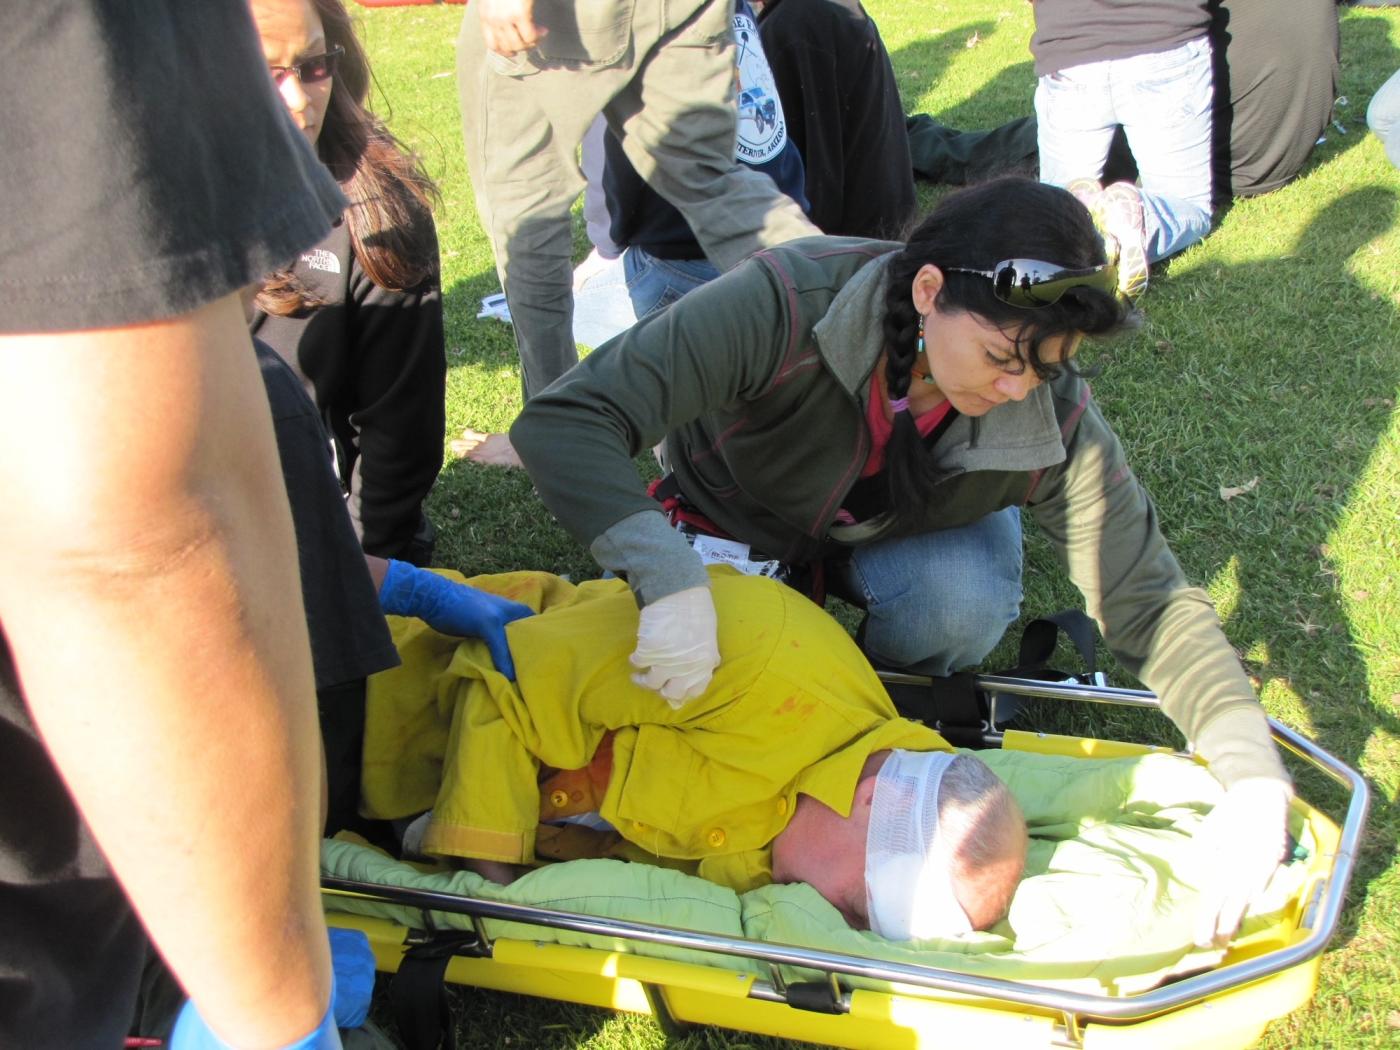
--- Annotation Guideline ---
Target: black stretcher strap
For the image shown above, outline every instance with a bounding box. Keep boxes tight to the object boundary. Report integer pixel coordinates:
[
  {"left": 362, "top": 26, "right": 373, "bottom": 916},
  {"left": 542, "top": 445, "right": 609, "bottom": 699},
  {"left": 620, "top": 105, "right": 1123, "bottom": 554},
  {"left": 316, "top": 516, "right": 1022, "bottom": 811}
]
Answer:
[
  {"left": 784, "top": 981, "right": 845, "bottom": 1015},
  {"left": 883, "top": 671, "right": 988, "bottom": 748},
  {"left": 881, "top": 609, "right": 1101, "bottom": 744},
  {"left": 388, "top": 933, "right": 480, "bottom": 1050},
  {"left": 1008, "top": 609, "right": 1099, "bottom": 680}
]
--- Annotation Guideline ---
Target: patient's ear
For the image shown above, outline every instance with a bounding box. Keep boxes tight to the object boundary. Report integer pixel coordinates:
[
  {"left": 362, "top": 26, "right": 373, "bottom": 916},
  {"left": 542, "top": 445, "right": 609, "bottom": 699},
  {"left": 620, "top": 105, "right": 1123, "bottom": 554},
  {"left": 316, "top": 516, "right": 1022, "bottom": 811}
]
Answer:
[
  {"left": 849, "top": 775, "right": 878, "bottom": 837},
  {"left": 853, "top": 775, "right": 877, "bottom": 812}
]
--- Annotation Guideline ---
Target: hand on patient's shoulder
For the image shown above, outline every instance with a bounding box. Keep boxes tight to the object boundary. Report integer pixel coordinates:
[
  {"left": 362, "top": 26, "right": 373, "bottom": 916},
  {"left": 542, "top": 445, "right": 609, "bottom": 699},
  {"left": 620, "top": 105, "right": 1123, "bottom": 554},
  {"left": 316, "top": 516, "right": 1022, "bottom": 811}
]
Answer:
[
  {"left": 1191, "top": 776, "right": 1293, "bottom": 947},
  {"left": 630, "top": 585, "right": 721, "bottom": 708},
  {"left": 377, "top": 559, "right": 533, "bottom": 679}
]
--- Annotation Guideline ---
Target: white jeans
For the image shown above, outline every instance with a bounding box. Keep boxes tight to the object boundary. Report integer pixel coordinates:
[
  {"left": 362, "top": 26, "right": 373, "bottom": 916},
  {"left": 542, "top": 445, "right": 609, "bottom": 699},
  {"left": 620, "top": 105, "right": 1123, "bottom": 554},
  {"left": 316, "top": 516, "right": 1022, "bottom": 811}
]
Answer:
[
  {"left": 1368, "top": 67, "right": 1400, "bottom": 169},
  {"left": 1036, "top": 36, "right": 1215, "bottom": 261}
]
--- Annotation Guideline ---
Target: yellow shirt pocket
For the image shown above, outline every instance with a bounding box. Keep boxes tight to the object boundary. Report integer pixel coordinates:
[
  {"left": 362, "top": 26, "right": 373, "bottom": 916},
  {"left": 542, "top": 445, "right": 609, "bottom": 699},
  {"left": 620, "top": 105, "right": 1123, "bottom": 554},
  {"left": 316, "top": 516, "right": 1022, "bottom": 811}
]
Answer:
[{"left": 609, "top": 724, "right": 697, "bottom": 857}]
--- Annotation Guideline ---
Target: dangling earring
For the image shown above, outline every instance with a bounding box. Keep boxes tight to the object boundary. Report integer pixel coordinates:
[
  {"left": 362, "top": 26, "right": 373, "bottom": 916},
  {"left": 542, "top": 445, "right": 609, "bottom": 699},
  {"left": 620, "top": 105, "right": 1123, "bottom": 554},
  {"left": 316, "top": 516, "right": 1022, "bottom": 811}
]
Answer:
[{"left": 916, "top": 313, "right": 937, "bottom": 385}]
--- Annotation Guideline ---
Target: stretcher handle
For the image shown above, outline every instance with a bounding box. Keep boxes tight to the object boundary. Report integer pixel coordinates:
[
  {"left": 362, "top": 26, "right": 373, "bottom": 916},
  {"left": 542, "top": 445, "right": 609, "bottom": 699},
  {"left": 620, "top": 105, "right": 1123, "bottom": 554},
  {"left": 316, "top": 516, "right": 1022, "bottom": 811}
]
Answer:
[{"left": 324, "top": 679, "right": 1369, "bottom": 1023}]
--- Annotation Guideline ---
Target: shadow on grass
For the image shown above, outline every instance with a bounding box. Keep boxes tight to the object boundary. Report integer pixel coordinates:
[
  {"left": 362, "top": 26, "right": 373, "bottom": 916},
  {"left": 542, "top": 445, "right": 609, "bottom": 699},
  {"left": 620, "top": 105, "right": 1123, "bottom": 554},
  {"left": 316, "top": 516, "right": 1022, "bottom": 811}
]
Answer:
[
  {"left": 441, "top": 266, "right": 521, "bottom": 384},
  {"left": 1220, "top": 187, "right": 1398, "bottom": 937},
  {"left": 1120, "top": 186, "right": 1399, "bottom": 948},
  {"left": 886, "top": 19, "right": 1038, "bottom": 127}
]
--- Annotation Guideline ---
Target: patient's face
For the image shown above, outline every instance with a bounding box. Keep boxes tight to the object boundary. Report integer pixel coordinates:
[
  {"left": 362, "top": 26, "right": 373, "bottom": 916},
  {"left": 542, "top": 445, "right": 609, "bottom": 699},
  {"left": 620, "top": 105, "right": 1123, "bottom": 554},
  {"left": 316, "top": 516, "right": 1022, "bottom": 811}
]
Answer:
[{"left": 772, "top": 759, "right": 1028, "bottom": 936}]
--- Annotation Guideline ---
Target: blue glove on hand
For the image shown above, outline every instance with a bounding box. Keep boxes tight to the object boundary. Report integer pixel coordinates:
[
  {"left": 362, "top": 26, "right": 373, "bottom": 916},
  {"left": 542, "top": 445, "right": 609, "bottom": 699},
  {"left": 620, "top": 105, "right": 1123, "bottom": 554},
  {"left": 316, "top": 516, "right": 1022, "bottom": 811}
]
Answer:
[
  {"left": 171, "top": 984, "right": 342, "bottom": 1050},
  {"left": 378, "top": 559, "right": 533, "bottom": 679},
  {"left": 170, "top": 929, "right": 374, "bottom": 1049}
]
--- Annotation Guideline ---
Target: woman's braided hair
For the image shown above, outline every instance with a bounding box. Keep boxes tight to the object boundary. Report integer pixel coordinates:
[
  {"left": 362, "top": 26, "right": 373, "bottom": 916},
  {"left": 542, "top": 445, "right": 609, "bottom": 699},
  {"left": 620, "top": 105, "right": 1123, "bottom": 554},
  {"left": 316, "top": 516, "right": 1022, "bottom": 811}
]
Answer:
[{"left": 875, "top": 177, "right": 1132, "bottom": 537}]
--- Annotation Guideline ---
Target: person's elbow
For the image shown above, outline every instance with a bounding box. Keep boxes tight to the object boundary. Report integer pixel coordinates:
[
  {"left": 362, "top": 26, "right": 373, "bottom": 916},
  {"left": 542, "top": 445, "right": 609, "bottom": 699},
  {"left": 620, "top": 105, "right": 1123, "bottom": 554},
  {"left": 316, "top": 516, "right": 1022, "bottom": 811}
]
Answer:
[{"left": 508, "top": 403, "right": 550, "bottom": 473}]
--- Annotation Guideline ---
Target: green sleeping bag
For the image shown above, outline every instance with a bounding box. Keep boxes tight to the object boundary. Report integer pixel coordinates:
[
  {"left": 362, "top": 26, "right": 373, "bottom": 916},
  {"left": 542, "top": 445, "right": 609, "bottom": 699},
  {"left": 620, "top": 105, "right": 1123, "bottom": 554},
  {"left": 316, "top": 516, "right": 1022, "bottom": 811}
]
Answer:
[{"left": 322, "top": 748, "right": 1313, "bottom": 996}]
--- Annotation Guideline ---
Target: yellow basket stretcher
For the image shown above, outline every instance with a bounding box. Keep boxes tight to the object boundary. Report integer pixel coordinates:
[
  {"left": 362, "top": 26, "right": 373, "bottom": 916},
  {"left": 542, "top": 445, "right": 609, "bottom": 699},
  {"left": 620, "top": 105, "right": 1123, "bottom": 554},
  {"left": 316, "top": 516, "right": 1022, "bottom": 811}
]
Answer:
[{"left": 322, "top": 676, "right": 1369, "bottom": 1050}]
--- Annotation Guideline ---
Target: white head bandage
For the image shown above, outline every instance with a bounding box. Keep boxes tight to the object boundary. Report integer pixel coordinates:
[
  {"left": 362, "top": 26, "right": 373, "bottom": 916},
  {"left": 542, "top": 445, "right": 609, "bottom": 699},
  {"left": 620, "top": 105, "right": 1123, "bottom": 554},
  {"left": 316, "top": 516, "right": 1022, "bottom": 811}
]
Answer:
[{"left": 864, "top": 749, "right": 974, "bottom": 940}]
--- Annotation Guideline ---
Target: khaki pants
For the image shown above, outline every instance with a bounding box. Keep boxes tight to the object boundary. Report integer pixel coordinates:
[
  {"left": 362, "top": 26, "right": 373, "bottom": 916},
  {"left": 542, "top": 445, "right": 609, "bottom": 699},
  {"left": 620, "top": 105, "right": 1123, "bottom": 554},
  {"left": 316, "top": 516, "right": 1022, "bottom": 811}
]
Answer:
[{"left": 458, "top": 0, "right": 816, "bottom": 399}]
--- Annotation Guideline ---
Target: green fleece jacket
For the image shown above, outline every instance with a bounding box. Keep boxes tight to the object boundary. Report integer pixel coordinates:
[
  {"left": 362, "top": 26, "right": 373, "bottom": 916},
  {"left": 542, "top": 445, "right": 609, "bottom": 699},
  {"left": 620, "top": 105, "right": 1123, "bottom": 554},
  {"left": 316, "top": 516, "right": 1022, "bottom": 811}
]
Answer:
[{"left": 512, "top": 237, "right": 1284, "bottom": 789}]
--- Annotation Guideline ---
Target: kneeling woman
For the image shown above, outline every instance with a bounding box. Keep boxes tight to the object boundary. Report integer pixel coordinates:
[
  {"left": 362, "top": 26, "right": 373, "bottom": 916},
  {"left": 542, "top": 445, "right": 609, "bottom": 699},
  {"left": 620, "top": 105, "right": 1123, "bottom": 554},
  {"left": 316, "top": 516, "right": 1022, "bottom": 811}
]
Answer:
[
  {"left": 251, "top": 0, "right": 447, "bottom": 565},
  {"left": 512, "top": 177, "right": 1291, "bottom": 947}
]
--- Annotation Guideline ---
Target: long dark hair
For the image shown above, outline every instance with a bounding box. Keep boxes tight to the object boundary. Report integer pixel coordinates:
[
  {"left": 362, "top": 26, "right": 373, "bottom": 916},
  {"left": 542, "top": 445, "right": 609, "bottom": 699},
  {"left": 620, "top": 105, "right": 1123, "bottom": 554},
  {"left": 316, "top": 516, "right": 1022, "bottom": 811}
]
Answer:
[
  {"left": 258, "top": 0, "right": 440, "bottom": 315},
  {"left": 877, "top": 177, "right": 1131, "bottom": 535}
]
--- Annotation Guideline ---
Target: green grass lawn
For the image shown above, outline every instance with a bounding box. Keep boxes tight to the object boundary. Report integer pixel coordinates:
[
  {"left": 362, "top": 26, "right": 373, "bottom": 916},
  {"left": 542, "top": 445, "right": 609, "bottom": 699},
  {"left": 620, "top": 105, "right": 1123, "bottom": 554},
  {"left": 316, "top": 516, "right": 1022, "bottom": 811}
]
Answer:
[{"left": 349, "top": 3, "right": 1400, "bottom": 1046}]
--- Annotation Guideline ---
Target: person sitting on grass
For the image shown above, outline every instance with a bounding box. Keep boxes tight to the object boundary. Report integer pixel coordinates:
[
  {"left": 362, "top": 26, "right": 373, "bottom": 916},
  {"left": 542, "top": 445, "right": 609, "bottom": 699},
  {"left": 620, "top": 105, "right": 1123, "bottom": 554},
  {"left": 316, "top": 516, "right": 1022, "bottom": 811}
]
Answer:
[{"left": 362, "top": 568, "right": 1028, "bottom": 939}]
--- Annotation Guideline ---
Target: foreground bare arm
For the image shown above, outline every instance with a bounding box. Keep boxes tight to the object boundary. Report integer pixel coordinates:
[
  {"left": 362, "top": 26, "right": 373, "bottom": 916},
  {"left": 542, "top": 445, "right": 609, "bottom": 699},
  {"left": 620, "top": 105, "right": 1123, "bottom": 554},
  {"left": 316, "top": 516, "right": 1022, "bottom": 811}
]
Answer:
[{"left": 0, "top": 294, "right": 332, "bottom": 1046}]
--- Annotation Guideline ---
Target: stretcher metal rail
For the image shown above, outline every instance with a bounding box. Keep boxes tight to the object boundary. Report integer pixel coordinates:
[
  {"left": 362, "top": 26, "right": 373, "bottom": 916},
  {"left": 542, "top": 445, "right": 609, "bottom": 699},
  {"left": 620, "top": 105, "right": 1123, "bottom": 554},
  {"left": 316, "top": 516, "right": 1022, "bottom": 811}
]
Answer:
[{"left": 322, "top": 676, "right": 1369, "bottom": 1031}]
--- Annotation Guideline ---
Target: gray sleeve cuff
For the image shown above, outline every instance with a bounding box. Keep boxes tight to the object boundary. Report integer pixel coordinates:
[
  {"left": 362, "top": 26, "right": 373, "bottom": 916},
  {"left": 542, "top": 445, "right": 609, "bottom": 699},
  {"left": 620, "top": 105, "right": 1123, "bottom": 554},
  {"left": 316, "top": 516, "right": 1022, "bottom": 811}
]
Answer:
[
  {"left": 589, "top": 510, "right": 709, "bottom": 606},
  {"left": 1192, "top": 704, "right": 1291, "bottom": 790}
]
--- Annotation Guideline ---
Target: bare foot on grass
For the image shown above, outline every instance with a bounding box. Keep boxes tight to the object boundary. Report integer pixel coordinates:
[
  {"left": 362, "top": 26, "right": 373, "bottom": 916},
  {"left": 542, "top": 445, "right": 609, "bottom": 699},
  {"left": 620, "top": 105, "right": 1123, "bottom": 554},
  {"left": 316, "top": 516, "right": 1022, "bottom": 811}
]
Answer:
[{"left": 450, "top": 428, "right": 523, "bottom": 468}]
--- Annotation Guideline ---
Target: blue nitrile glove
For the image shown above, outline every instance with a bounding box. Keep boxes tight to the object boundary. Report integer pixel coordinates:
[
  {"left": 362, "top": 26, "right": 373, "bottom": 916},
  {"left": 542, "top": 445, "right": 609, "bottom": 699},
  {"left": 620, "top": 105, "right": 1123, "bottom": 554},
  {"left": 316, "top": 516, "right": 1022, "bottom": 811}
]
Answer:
[
  {"left": 171, "top": 985, "right": 342, "bottom": 1050},
  {"left": 327, "top": 928, "right": 375, "bottom": 1028},
  {"left": 170, "top": 930, "right": 373, "bottom": 1048},
  {"left": 378, "top": 559, "right": 533, "bottom": 679}
]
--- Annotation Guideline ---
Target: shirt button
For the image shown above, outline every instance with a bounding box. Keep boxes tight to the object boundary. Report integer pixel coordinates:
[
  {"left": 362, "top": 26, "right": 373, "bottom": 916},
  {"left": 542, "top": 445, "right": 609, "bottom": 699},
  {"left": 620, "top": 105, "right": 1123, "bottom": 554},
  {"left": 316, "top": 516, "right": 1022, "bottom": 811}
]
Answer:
[
  {"left": 549, "top": 790, "right": 569, "bottom": 808},
  {"left": 707, "top": 828, "right": 726, "bottom": 848},
  {"left": 633, "top": 820, "right": 648, "bottom": 831},
  {"left": 777, "top": 797, "right": 789, "bottom": 816}
]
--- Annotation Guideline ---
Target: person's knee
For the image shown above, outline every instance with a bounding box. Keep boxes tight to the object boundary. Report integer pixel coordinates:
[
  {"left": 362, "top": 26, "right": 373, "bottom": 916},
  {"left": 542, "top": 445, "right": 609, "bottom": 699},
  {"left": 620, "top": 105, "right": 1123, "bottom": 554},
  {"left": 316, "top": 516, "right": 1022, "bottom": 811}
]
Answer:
[
  {"left": 862, "top": 579, "right": 1020, "bottom": 674},
  {"left": 1368, "top": 70, "right": 1400, "bottom": 141}
]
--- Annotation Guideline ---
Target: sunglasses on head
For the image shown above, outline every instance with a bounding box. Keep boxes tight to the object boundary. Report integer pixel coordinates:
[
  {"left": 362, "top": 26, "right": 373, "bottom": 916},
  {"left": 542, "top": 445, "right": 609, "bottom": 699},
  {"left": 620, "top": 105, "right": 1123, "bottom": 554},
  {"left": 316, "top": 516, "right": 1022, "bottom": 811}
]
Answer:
[
  {"left": 269, "top": 45, "right": 344, "bottom": 85},
  {"left": 943, "top": 257, "right": 1119, "bottom": 308}
]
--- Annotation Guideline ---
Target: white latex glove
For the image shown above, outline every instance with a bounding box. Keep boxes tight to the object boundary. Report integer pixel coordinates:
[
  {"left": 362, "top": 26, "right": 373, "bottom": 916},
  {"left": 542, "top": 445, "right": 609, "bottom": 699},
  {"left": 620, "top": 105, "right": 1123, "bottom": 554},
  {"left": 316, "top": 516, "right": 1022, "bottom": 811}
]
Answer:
[
  {"left": 1192, "top": 777, "right": 1292, "bottom": 947},
  {"left": 630, "top": 586, "right": 720, "bottom": 708}
]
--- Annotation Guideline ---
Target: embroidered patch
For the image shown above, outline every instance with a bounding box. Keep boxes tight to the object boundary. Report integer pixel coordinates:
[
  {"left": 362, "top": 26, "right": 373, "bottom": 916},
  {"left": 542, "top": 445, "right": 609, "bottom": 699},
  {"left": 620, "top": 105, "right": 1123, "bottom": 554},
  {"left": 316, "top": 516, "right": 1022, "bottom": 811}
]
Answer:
[
  {"left": 301, "top": 248, "right": 341, "bottom": 274},
  {"left": 732, "top": 7, "right": 788, "bottom": 164}
]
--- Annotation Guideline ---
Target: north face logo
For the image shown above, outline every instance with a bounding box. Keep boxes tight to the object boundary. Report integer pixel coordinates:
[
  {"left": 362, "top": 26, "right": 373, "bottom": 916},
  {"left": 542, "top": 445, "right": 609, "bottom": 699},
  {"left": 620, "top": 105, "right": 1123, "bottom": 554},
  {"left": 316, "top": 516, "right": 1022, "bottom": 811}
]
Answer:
[{"left": 301, "top": 248, "right": 341, "bottom": 274}]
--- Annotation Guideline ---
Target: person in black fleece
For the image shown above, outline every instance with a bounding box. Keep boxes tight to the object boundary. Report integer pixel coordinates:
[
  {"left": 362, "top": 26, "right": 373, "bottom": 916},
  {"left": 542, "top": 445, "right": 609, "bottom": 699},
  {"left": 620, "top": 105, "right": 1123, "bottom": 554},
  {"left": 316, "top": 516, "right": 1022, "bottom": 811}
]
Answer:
[
  {"left": 250, "top": 0, "right": 447, "bottom": 567},
  {"left": 757, "top": 0, "right": 918, "bottom": 239}
]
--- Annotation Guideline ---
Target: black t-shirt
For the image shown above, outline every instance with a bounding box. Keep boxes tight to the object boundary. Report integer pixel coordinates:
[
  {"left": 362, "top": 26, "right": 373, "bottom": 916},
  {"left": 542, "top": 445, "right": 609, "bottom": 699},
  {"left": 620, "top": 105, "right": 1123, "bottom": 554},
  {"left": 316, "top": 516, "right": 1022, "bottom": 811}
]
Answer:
[
  {"left": 1030, "top": 0, "right": 1212, "bottom": 77},
  {"left": 0, "top": 640, "right": 149, "bottom": 1050},
  {"left": 0, "top": 2, "right": 344, "bottom": 1045},
  {"left": 0, "top": 4, "right": 344, "bottom": 334},
  {"left": 255, "top": 340, "right": 399, "bottom": 693}
]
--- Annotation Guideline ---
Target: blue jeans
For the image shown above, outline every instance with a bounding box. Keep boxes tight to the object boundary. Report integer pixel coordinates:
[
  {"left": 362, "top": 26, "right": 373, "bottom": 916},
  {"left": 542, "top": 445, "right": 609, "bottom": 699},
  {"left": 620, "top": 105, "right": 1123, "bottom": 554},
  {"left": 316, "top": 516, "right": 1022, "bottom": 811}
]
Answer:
[
  {"left": 1368, "top": 67, "right": 1400, "bottom": 169},
  {"left": 623, "top": 246, "right": 720, "bottom": 319},
  {"left": 832, "top": 507, "right": 1024, "bottom": 676},
  {"left": 1036, "top": 37, "right": 1214, "bottom": 261}
]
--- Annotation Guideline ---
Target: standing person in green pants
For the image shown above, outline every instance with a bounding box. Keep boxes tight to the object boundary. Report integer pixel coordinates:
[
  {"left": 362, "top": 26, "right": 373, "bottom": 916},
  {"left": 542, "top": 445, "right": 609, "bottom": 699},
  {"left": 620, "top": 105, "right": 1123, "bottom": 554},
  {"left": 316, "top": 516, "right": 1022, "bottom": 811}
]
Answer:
[{"left": 457, "top": 0, "right": 818, "bottom": 405}]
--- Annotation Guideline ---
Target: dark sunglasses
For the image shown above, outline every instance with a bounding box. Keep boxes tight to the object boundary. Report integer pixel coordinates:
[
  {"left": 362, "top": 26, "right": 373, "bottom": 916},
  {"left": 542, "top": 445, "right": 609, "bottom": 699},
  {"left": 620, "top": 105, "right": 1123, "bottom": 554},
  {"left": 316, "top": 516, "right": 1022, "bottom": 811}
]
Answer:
[
  {"left": 944, "top": 257, "right": 1119, "bottom": 308},
  {"left": 269, "top": 45, "right": 344, "bottom": 85}
]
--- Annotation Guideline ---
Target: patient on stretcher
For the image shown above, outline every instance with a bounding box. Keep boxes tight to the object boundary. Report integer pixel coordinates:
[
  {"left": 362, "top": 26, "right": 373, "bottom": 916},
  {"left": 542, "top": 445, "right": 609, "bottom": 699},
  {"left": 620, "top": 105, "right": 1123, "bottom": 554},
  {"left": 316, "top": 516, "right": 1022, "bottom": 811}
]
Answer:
[{"left": 361, "top": 567, "right": 1027, "bottom": 939}]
